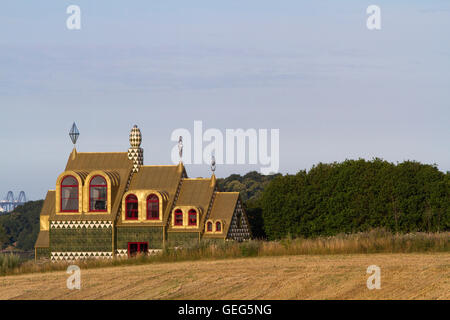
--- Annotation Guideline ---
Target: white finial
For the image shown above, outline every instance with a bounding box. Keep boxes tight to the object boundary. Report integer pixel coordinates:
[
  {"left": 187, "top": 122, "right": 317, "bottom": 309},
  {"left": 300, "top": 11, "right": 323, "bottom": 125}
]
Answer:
[{"left": 178, "top": 136, "right": 183, "bottom": 161}]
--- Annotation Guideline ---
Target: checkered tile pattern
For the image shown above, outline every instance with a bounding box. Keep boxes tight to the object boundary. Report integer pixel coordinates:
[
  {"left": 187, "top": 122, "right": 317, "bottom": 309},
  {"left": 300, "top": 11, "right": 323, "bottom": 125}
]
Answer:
[
  {"left": 128, "top": 147, "right": 144, "bottom": 173},
  {"left": 50, "top": 220, "right": 113, "bottom": 229},
  {"left": 129, "top": 125, "right": 142, "bottom": 147},
  {"left": 116, "top": 249, "right": 128, "bottom": 258},
  {"left": 51, "top": 251, "right": 113, "bottom": 262},
  {"left": 115, "top": 249, "right": 162, "bottom": 258}
]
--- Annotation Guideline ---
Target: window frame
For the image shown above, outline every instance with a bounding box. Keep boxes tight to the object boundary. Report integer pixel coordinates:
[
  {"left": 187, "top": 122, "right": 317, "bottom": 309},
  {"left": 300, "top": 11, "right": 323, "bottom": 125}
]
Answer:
[
  {"left": 146, "top": 194, "right": 159, "bottom": 220},
  {"left": 125, "top": 194, "right": 139, "bottom": 220},
  {"left": 60, "top": 175, "right": 79, "bottom": 213},
  {"left": 89, "top": 175, "right": 108, "bottom": 212},
  {"left": 188, "top": 209, "right": 197, "bottom": 226},
  {"left": 127, "top": 242, "right": 148, "bottom": 257},
  {"left": 174, "top": 209, "right": 183, "bottom": 226}
]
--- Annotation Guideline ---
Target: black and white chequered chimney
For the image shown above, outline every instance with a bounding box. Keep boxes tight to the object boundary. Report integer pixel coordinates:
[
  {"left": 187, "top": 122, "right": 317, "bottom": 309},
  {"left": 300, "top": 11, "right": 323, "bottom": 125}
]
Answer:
[{"left": 128, "top": 125, "right": 144, "bottom": 173}]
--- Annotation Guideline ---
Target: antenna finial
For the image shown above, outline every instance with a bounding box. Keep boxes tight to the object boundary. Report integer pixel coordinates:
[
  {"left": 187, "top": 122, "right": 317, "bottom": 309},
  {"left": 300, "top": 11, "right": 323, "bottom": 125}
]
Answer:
[
  {"left": 178, "top": 136, "right": 183, "bottom": 161},
  {"left": 211, "top": 154, "right": 216, "bottom": 173}
]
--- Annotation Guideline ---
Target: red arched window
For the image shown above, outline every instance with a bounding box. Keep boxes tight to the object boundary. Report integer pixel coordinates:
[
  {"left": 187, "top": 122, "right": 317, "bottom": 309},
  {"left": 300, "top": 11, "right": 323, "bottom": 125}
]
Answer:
[
  {"left": 174, "top": 209, "right": 183, "bottom": 226},
  {"left": 89, "top": 176, "right": 107, "bottom": 212},
  {"left": 125, "top": 194, "right": 138, "bottom": 220},
  {"left": 216, "top": 221, "right": 222, "bottom": 232},
  {"left": 188, "top": 209, "right": 197, "bottom": 226},
  {"left": 147, "top": 194, "right": 159, "bottom": 220},
  {"left": 61, "top": 176, "right": 78, "bottom": 212},
  {"left": 207, "top": 221, "right": 213, "bottom": 232}
]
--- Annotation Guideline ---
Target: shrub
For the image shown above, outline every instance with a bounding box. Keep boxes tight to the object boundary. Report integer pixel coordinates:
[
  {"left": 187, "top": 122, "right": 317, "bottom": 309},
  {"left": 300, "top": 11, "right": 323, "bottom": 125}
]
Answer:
[{"left": 0, "top": 253, "right": 21, "bottom": 275}]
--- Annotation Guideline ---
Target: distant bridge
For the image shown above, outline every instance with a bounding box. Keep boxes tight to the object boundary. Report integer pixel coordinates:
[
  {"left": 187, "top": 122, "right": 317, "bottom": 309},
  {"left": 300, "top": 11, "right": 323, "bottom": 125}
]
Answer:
[{"left": 0, "top": 191, "right": 27, "bottom": 213}]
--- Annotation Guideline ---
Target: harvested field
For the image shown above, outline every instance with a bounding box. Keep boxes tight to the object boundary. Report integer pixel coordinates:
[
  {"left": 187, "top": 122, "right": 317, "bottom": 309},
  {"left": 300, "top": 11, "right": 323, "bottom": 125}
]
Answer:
[{"left": 0, "top": 253, "right": 448, "bottom": 300}]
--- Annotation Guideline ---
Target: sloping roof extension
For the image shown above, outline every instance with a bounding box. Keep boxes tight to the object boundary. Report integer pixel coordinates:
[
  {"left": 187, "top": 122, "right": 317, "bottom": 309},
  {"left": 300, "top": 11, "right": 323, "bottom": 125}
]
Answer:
[
  {"left": 205, "top": 192, "right": 239, "bottom": 237},
  {"left": 35, "top": 190, "right": 55, "bottom": 248},
  {"left": 41, "top": 190, "right": 55, "bottom": 216},
  {"left": 35, "top": 231, "right": 49, "bottom": 248}
]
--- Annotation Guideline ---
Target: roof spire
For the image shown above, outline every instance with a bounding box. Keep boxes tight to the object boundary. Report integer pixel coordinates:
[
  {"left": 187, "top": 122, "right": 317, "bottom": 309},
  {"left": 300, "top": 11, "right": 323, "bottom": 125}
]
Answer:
[{"left": 71, "top": 147, "right": 77, "bottom": 160}]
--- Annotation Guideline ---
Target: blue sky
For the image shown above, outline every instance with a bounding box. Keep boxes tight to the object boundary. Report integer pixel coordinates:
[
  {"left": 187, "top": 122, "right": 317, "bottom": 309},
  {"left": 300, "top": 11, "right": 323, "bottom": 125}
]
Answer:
[{"left": 0, "top": 1, "right": 449, "bottom": 200}]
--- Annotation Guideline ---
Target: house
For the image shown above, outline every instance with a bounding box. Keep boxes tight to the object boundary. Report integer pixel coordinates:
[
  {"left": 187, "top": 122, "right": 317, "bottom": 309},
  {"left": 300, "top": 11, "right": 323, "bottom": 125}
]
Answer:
[{"left": 34, "top": 125, "right": 251, "bottom": 261}]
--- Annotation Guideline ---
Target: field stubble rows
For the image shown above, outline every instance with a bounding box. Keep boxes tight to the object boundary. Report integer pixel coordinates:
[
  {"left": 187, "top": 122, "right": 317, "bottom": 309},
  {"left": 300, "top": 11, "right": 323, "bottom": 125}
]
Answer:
[{"left": 0, "top": 253, "right": 448, "bottom": 300}]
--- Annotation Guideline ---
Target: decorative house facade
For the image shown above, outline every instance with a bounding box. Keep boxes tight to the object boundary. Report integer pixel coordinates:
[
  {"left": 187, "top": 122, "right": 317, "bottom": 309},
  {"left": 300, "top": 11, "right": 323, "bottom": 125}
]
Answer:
[{"left": 34, "top": 125, "right": 251, "bottom": 261}]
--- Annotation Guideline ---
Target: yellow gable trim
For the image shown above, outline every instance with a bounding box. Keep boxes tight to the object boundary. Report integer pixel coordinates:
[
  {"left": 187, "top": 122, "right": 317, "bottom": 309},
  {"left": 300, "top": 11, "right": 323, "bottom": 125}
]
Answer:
[{"left": 40, "top": 216, "right": 49, "bottom": 231}]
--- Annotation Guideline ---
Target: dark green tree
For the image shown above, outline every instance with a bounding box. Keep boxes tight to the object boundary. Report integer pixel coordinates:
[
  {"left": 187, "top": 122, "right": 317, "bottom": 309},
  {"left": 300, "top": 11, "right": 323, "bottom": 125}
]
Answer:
[{"left": 260, "top": 159, "right": 449, "bottom": 240}]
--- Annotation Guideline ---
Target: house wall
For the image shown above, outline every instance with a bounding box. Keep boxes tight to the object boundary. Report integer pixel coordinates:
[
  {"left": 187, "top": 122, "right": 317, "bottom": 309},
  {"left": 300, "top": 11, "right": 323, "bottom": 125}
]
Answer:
[
  {"left": 226, "top": 201, "right": 251, "bottom": 241},
  {"left": 50, "top": 227, "right": 113, "bottom": 252},
  {"left": 167, "top": 232, "right": 199, "bottom": 247},
  {"left": 36, "top": 247, "right": 50, "bottom": 260},
  {"left": 116, "top": 226, "right": 164, "bottom": 250}
]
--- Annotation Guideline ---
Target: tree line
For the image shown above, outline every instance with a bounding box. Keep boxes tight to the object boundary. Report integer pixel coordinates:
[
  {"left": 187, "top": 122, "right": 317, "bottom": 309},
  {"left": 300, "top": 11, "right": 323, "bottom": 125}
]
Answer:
[
  {"left": 256, "top": 159, "right": 449, "bottom": 240},
  {"left": 0, "top": 200, "right": 43, "bottom": 250}
]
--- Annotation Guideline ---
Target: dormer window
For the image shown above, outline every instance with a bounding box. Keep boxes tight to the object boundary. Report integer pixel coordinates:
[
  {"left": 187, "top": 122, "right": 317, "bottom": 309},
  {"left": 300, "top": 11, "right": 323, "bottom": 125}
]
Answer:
[
  {"left": 188, "top": 209, "right": 197, "bottom": 226},
  {"left": 207, "top": 221, "right": 213, "bottom": 232},
  {"left": 216, "top": 221, "right": 222, "bottom": 232},
  {"left": 147, "top": 194, "right": 159, "bottom": 220},
  {"left": 125, "top": 194, "right": 138, "bottom": 220},
  {"left": 89, "top": 175, "right": 107, "bottom": 212},
  {"left": 174, "top": 209, "right": 183, "bottom": 226},
  {"left": 61, "top": 176, "right": 78, "bottom": 212}
]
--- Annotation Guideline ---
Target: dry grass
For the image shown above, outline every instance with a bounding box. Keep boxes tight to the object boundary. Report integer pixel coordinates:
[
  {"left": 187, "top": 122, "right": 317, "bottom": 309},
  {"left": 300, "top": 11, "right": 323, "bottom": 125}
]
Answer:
[
  {"left": 0, "top": 253, "right": 448, "bottom": 300},
  {"left": 1, "top": 230, "right": 448, "bottom": 277}
]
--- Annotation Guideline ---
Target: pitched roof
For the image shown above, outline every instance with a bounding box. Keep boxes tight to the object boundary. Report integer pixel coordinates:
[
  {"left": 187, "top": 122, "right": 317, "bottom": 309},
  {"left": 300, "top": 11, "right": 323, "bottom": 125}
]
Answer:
[
  {"left": 206, "top": 192, "right": 239, "bottom": 236},
  {"left": 176, "top": 179, "right": 215, "bottom": 209},
  {"left": 35, "top": 190, "right": 54, "bottom": 248},
  {"left": 128, "top": 165, "right": 183, "bottom": 192},
  {"left": 41, "top": 190, "right": 55, "bottom": 215},
  {"left": 65, "top": 151, "right": 132, "bottom": 172}
]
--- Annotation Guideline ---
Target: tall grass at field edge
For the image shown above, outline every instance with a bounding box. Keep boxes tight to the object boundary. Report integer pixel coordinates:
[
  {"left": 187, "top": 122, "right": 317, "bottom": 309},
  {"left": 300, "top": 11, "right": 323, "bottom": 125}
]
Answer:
[{"left": 1, "top": 229, "right": 448, "bottom": 277}]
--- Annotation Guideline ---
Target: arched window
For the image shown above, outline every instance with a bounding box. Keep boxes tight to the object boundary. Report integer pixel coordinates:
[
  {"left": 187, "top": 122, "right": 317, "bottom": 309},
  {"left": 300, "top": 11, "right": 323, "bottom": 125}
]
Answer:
[
  {"left": 174, "top": 209, "right": 183, "bottom": 226},
  {"left": 125, "top": 194, "right": 138, "bottom": 220},
  {"left": 216, "top": 221, "right": 222, "bottom": 232},
  {"left": 188, "top": 209, "right": 197, "bottom": 226},
  {"left": 89, "top": 176, "right": 107, "bottom": 212},
  {"left": 207, "top": 221, "right": 213, "bottom": 232},
  {"left": 147, "top": 194, "right": 159, "bottom": 220},
  {"left": 61, "top": 176, "right": 78, "bottom": 212}
]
